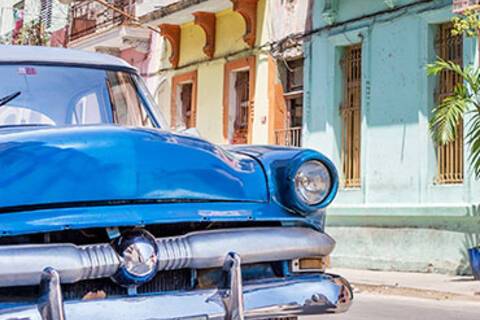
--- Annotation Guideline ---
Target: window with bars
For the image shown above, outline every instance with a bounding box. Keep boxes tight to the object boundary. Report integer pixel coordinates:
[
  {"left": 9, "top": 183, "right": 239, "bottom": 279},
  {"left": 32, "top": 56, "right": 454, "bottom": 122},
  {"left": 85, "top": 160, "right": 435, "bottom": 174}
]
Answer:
[
  {"left": 340, "top": 44, "right": 362, "bottom": 188},
  {"left": 275, "top": 58, "right": 303, "bottom": 147},
  {"left": 434, "top": 23, "right": 464, "bottom": 184},
  {"left": 40, "top": 0, "right": 53, "bottom": 29},
  {"left": 232, "top": 71, "right": 250, "bottom": 144}
]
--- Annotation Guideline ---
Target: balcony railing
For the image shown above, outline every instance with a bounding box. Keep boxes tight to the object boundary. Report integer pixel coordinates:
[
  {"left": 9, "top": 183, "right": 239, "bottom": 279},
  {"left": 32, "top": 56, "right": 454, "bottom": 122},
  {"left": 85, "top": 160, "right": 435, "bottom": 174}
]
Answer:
[
  {"left": 69, "top": 0, "right": 135, "bottom": 42},
  {"left": 274, "top": 127, "right": 302, "bottom": 147}
]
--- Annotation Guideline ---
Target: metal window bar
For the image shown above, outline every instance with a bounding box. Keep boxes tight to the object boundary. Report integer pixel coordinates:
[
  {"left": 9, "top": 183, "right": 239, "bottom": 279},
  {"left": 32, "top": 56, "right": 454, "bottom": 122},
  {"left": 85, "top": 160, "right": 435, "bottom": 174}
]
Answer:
[
  {"left": 435, "top": 23, "right": 464, "bottom": 184},
  {"left": 340, "top": 45, "right": 362, "bottom": 188}
]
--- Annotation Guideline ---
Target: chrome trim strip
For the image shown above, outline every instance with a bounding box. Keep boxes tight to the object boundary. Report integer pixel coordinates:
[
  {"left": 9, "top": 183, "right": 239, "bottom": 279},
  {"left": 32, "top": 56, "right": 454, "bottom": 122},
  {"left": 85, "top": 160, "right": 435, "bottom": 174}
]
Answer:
[
  {"left": 0, "top": 274, "right": 352, "bottom": 320},
  {"left": 0, "top": 227, "right": 335, "bottom": 287}
]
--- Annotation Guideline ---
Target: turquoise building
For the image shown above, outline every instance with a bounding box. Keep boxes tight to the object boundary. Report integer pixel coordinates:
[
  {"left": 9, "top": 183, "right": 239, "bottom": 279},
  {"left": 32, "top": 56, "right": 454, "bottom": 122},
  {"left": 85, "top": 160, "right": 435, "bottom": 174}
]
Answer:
[{"left": 304, "top": 0, "right": 480, "bottom": 274}]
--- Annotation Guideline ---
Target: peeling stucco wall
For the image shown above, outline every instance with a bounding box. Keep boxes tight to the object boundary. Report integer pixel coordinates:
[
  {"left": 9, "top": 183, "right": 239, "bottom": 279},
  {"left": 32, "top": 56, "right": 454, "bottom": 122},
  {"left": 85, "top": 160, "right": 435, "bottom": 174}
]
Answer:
[{"left": 305, "top": 0, "right": 480, "bottom": 274}]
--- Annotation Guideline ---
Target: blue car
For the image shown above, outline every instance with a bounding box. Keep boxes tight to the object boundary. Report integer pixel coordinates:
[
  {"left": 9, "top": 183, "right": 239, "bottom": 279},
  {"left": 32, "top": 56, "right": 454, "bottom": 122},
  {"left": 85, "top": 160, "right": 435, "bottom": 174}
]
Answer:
[{"left": 0, "top": 45, "right": 352, "bottom": 320}]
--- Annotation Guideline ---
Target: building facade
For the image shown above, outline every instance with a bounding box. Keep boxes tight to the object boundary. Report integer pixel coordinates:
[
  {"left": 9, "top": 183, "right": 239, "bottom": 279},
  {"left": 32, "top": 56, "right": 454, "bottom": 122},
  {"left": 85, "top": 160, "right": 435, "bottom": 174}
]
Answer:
[
  {"left": 0, "top": 0, "right": 68, "bottom": 44},
  {"left": 65, "top": 0, "right": 310, "bottom": 146},
  {"left": 139, "top": 0, "right": 311, "bottom": 145},
  {"left": 305, "top": 0, "right": 480, "bottom": 274}
]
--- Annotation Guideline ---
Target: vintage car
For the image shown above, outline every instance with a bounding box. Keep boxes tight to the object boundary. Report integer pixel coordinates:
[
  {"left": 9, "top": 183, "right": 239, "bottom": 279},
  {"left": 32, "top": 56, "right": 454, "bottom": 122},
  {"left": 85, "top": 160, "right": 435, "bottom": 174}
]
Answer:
[{"left": 0, "top": 45, "right": 352, "bottom": 320}]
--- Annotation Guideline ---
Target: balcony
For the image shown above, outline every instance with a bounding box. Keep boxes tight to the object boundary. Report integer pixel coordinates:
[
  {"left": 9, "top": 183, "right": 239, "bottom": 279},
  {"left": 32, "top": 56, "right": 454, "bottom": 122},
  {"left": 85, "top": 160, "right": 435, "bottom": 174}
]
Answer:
[
  {"left": 69, "top": 0, "right": 135, "bottom": 42},
  {"left": 274, "top": 127, "right": 302, "bottom": 147}
]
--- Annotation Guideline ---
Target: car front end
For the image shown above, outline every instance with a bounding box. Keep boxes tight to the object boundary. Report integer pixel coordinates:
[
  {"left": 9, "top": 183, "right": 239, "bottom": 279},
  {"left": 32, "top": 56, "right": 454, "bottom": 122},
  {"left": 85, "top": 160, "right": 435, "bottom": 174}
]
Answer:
[{"left": 0, "top": 45, "right": 352, "bottom": 320}]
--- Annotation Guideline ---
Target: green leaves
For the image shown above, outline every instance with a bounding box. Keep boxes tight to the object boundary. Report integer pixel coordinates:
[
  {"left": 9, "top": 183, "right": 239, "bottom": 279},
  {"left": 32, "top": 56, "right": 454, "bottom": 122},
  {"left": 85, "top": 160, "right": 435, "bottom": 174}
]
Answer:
[
  {"left": 467, "top": 112, "right": 480, "bottom": 178},
  {"left": 429, "top": 85, "right": 469, "bottom": 144},
  {"left": 428, "top": 58, "right": 480, "bottom": 179},
  {"left": 427, "top": 59, "right": 470, "bottom": 144}
]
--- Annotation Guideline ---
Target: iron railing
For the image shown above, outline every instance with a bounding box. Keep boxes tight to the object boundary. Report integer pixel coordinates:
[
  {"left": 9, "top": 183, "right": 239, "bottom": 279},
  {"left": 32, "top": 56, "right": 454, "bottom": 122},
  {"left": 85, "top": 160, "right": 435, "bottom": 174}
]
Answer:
[
  {"left": 69, "top": 0, "right": 135, "bottom": 41},
  {"left": 274, "top": 127, "right": 302, "bottom": 147}
]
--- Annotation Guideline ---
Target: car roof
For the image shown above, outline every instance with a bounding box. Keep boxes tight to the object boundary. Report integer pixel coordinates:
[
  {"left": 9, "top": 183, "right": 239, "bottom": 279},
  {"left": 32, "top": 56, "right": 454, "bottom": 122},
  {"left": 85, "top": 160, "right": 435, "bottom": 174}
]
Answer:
[{"left": 0, "top": 45, "right": 136, "bottom": 72}]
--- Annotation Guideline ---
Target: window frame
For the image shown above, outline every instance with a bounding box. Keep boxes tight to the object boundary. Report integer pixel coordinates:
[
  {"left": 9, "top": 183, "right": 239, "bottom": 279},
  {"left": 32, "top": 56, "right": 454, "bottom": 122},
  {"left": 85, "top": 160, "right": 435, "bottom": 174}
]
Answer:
[
  {"left": 340, "top": 44, "right": 362, "bottom": 189},
  {"left": 223, "top": 56, "right": 256, "bottom": 144},
  {"left": 433, "top": 22, "right": 464, "bottom": 185},
  {"left": 170, "top": 70, "right": 198, "bottom": 130}
]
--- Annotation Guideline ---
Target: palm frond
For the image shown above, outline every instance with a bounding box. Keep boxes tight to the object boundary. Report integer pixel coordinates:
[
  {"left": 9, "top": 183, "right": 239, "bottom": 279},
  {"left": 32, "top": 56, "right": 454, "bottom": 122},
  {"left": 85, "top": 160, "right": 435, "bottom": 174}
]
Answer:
[
  {"left": 430, "top": 84, "right": 470, "bottom": 144},
  {"left": 427, "top": 58, "right": 465, "bottom": 77},
  {"left": 427, "top": 59, "right": 479, "bottom": 93},
  {"left": 467, "top": 112, "right": 480, "bottom": 178}
]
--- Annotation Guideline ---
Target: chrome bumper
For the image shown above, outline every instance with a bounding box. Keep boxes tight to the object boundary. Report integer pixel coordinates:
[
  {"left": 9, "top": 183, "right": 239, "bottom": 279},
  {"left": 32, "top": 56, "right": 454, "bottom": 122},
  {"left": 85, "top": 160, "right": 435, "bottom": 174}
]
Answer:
[
  {"left": 0, "top": 227, "right": 335, "bottom": 287},
  {"left": 0, "top": 274, "right": 352, "bottom": 320},
  {"left": 0, "top": 242, "right": 351, "bottom": 319}
]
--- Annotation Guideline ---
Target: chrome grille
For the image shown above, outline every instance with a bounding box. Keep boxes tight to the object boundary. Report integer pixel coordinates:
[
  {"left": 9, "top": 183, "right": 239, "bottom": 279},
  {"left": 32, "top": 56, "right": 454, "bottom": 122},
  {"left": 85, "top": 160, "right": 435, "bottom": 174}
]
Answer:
[{"left": 0, "top": 269, "right": 192, "bottom": 302}]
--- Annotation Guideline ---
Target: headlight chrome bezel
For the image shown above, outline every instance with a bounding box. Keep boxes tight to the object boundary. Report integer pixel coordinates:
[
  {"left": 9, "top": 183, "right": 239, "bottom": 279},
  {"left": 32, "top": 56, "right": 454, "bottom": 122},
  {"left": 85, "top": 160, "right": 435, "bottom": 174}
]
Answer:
[
  {"left": 294, "top": 160, "right": 332, "bottom": 206},
  {"left": 286, "top": 151, "right": 339, "bottom": 215}
]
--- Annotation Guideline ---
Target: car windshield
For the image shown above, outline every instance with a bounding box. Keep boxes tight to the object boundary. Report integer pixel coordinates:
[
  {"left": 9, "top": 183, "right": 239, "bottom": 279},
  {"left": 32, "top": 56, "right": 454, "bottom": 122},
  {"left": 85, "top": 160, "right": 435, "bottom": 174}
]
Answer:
[{"left": 0, "top": 64, "right": 167, "bottom": 128}]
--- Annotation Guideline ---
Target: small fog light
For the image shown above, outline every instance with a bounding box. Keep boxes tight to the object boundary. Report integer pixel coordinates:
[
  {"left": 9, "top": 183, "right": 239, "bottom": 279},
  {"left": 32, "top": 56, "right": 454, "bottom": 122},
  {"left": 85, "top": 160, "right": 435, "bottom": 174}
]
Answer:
[{"left": 112, "top": 229, "right": 158, "bottom": 286}]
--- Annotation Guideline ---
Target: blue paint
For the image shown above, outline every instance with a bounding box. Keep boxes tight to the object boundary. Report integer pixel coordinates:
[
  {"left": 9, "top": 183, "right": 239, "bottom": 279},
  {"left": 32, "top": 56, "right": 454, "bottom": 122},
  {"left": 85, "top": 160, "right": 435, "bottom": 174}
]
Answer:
[
  {"left": 0, "top": 56, "right": 341, "bottom": 239},
  {"left": 468, "top": 247, "right": 480, "bottom": 280},
  {"left": 0, "top": 201, "right": 313, "bottom": 237},
  {"left": 0, "top": 126, "right": 267, "bottom": 208},
  {"left": 231, "top": 146, "right": 338, "bottom": 214},
  {"left": 0, "top": 126, "right": 339, "bottom": 236}
]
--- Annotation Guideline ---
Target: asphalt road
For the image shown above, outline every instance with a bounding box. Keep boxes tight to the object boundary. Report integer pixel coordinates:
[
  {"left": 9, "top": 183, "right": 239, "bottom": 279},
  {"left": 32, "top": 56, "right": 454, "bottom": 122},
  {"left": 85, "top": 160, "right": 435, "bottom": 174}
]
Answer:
[{"left": 305, "top": 293, "right": 480, "bottom": 320}]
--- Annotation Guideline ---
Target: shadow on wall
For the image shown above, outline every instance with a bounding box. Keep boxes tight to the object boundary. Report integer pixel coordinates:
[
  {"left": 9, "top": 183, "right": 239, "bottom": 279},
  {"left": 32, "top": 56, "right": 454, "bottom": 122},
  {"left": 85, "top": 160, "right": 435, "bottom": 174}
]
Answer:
[{"left": 457, "top": 204, "right": 480, "bottom": 275}]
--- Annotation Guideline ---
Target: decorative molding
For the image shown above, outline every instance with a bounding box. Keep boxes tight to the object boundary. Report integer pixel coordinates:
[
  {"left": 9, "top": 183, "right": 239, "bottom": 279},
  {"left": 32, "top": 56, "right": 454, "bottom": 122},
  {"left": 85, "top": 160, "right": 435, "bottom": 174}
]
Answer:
[
  {"left": 231, "top": 0, "right": 258, "bottom": 48},
  {"left": 159, "top": 24, "right": 181, "bottom": 68},
  {"left": 193, "top": 11, "right": 216, "bottom": 59},
  {"left": 322, "top": 0, "right": 338, "bottom": 25}
]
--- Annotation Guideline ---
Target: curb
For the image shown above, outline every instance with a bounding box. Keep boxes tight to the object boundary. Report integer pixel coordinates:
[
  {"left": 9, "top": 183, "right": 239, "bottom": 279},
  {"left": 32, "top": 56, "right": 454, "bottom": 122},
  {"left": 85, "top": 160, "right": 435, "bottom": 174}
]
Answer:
[{"left": 352, "top": 282, "right": 480, "bottom": 302}]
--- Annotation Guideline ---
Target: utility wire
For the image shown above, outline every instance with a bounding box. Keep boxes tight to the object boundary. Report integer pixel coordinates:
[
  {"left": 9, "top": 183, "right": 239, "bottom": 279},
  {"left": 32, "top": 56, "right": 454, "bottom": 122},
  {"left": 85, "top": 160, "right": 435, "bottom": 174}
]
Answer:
[{"left": 141, "top": 0, "right": 438, "bottom": 76}]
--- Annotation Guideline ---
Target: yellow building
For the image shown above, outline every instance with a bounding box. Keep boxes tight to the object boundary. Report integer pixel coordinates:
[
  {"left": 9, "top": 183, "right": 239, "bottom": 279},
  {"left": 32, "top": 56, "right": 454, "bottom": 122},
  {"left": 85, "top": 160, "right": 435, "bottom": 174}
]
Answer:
[{"left": 141, "top": 0, "right": 309, "bottom": 146}]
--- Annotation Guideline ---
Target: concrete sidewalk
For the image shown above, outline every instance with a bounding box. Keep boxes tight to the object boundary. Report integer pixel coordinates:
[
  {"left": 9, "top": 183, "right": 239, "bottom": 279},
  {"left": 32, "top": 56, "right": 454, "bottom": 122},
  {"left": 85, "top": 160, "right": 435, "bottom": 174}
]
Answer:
[{"left": 330, "top": 268, "right": 480, "bottom": 300}]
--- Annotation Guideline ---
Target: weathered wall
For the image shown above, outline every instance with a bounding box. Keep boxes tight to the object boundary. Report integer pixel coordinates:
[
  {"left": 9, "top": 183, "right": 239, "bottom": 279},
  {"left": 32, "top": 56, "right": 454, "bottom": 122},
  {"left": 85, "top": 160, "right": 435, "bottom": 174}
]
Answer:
[
  {"left": 306, "top": 0, "right": 480, "bottom": 274},
  {"left": 0, "top": 0, "right": 68, "bottom": 37},
  {"left": 157, "top": 1, "right": 272, "bottom": 144}
]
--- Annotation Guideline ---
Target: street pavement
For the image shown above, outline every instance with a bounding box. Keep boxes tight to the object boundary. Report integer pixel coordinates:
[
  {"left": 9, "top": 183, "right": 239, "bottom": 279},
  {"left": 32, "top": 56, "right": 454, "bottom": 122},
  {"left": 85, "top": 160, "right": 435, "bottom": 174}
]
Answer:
[
  {"left": 300, "top": 293, "right": 480, "bottom": 320},
  {"left": 305, "top": 293, "right": 480, "bottom": 320}
]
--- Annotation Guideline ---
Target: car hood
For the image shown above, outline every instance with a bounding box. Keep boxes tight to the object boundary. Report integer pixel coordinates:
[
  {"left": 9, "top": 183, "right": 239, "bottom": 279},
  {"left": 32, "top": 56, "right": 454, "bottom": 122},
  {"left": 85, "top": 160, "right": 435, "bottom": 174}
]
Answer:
[{"left": 0, "top": 126, "right": 268, "bottom": 210}]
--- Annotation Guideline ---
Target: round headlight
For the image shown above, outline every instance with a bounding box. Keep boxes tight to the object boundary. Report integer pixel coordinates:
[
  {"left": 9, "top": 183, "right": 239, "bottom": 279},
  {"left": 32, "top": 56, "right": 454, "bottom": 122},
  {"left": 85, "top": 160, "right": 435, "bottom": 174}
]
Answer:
[
  {"left": 294, "top": 160, "right": 331, "bottom": 206},
  {"left": 112, "top": 229, "right": 158, "bottom": 286}
]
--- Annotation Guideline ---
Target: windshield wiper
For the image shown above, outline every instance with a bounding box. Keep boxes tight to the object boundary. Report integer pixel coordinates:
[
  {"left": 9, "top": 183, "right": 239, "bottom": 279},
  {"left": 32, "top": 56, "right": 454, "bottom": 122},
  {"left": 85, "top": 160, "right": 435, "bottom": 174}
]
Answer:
[{"left": 0, "top": 91, "right": 21, "bottom": 107}]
